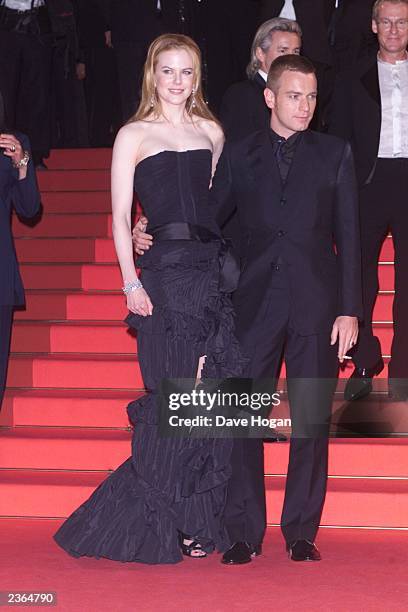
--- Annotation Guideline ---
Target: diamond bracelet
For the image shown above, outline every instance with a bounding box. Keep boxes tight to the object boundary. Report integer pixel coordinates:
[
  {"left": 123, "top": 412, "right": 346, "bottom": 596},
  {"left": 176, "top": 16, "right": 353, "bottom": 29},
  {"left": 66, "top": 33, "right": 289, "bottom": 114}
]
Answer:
[{"left": 122, "top": 279, "right": 143, "bottom": 295}]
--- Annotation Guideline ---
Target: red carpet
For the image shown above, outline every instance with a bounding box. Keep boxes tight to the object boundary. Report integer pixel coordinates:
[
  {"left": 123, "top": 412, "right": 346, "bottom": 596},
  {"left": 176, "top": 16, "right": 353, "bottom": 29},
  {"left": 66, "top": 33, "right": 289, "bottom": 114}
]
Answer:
[
  {"left": 0, "top": 148, "right": 407, "bottom": 609},
  {"left": 1, "top": 520, "right": 407, "bottom": 611}
]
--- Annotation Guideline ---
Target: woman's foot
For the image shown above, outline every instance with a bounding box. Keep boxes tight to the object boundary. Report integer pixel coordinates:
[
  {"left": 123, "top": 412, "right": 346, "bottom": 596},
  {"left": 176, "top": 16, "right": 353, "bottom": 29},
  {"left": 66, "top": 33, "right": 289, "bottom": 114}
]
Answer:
[{"left": 179, "top": 533, "right": 207, "bottom": 558}]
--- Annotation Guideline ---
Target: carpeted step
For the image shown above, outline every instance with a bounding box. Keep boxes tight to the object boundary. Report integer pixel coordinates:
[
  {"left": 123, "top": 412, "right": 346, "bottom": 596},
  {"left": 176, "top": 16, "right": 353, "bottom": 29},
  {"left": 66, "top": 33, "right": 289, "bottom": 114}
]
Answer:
[
  {"left": 1, "top": 429, "right": 407, "bottom": 476},
  {"left": 1, "top": 469, "right": 407, "bottom": 526},
  {"left": 11, "top": 321, "right": 136, "bottom": 354},
  {"left": 0, "top": 428, "right": 131, "bottom": 471},
  {"left": 19, "top": 263, "right": 121, "bottom": 291},
  {"left": 1, "top": 389, "right": 138, "bottom": 428},
  {"left": 15, "top": 238, "right": 117, "bottom": 264},
  {"left": 47, "top": 148, "right": 111, "bottom": 170},
  {"left": 14, "top": 290, "right": 126, "bottom": 321},
  {"left": 265, "top": 477, "right": 408, "bottom": 529},
  {"left": 379, "top": 236, "right": 394, "bottom": 260},
  {"left": 40, "top": 191, "right": 111, "bottom": 213},
  {"left": 264, "top": 438, "right": 408, "bottom": 478},
  {"left": 13, "top": 213, "right": 112, "bottom": 238},
  {"left": 37, "top": 170, "right": 110, "bottom": 192},
  {"left": 6, "top": 353, "right": 142, "bottom": 390}
]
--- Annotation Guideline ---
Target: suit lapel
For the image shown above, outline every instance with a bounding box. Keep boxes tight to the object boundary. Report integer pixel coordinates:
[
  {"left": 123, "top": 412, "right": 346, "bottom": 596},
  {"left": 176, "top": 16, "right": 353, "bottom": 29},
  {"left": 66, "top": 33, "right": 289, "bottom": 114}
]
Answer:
[{"left": 246, "top": 130, "right": 281, "bottom": 199}]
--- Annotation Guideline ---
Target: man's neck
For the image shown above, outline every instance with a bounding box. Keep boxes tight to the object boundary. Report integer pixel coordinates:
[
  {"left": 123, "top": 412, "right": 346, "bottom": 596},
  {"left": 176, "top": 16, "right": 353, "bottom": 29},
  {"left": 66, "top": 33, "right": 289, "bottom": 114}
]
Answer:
[{"left": 378, "top": 49, "right": 408, "bottom": 64}]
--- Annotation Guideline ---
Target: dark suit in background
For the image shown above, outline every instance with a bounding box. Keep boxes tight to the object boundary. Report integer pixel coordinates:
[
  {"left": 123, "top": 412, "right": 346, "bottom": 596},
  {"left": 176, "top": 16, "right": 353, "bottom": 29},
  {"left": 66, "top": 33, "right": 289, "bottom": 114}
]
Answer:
[
  {"left": 211, "top": 128, "right": 362, "bottom": 546},
  {"left": 329, "top": 54, "right": 408, "bottom": 394},
  {"left": 327, "top": 0, "right": 377, "bottom": 73},
  {"left": 0, "top": 133, "right": 41, "bottom": 408}
]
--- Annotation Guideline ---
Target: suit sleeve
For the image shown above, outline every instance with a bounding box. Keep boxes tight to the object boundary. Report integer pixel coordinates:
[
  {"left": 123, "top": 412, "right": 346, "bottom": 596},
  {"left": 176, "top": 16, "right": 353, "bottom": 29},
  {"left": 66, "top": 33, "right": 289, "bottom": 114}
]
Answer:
[
  {"left": 209, "top": 142, "right": 236, "bottom": 229},
  {"left": 333, "top": 141, "right": 363, "bottom": 319},
  {"left": 10, "top": 134, "right": 41, "bottom": 218}
]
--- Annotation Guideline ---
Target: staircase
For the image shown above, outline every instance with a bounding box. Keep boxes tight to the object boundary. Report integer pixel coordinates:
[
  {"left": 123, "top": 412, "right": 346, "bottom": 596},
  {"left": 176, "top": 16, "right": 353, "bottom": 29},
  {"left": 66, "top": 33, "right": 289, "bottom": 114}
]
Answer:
[{"left": 0, "top": 149, "right": 407, "bottom": 529}]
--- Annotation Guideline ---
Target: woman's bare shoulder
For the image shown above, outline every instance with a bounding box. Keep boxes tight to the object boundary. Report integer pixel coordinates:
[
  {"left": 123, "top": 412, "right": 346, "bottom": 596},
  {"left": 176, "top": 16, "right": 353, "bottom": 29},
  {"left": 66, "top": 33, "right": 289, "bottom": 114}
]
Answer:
[{"left": 197, "top": 118, "right": 224, "bottom": 147}]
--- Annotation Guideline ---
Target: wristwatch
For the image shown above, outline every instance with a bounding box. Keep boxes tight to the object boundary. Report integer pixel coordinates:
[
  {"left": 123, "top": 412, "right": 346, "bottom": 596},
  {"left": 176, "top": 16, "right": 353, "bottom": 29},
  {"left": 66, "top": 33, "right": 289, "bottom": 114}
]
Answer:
[{"left": 13, "top": 150, "right": 30, "bottom": 169}]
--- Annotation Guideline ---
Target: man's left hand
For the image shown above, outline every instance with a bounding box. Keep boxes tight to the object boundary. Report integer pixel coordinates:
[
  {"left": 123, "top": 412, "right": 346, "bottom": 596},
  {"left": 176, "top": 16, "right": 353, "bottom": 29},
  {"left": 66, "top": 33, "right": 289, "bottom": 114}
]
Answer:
[{"left": 330, "top": 316, "right": 359, "bottom": 363}]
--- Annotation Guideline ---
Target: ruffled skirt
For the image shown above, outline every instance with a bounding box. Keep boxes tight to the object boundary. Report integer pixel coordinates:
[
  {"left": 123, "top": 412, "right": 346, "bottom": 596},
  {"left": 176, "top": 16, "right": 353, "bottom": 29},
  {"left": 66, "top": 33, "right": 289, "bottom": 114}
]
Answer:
[{"left": 54, "top": 241, "right": 247, "bottom": 564}]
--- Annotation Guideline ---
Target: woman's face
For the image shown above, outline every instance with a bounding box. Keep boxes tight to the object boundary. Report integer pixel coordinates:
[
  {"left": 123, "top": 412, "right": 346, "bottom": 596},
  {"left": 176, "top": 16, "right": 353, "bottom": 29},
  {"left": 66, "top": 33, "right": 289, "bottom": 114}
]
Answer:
[{"left": 154, "top": 48, "right": 196, "bottom": 107}]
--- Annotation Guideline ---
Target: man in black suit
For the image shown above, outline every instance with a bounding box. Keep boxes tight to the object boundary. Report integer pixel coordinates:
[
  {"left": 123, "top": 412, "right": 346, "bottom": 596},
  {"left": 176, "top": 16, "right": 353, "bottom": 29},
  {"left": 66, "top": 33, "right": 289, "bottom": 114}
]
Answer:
[
  {"left": 220, "top": 17, "right": 302, "bottom": 141},
  {"left": 259, "top": 0, "right": 333, "bottom": 67},
  {"left": 330, "top": 0, "right": 408, "bottom": 402},
  {"left": 212, "top": 55, "right": 361, "bottom": 564},
  {"left": 328, "top": 0, "right": 377, "bottom": 73}
]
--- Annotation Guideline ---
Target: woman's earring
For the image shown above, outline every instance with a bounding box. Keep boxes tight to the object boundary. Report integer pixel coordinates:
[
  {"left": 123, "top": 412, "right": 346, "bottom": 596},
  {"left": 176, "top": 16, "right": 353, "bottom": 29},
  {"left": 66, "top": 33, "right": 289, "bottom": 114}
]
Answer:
[
  {"left": 150, "top": 94, "right": 155, "bottom": 108},
  {"left": 191, "top": 88, "right": 196, "bottom": 109}
]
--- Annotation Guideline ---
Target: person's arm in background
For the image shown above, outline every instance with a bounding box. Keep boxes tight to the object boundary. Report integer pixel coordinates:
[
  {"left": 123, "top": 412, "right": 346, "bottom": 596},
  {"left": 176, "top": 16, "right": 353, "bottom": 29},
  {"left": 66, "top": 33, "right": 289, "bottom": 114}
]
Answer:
[{"left": 0, "top": 133, "right": 40, "bottom": 218}]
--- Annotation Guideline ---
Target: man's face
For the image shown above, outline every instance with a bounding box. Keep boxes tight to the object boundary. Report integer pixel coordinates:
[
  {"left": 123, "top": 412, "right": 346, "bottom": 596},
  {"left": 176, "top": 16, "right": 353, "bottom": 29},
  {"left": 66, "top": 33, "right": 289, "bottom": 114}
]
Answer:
[
  {"left": 372, "top": 1, "right": 408, "bottom": 56},
  {"left": 264, "top": 70, "right": 317, "bottom": 138},
  {"left": 256, "top": 31, "right": 301, "bottom": 73}
]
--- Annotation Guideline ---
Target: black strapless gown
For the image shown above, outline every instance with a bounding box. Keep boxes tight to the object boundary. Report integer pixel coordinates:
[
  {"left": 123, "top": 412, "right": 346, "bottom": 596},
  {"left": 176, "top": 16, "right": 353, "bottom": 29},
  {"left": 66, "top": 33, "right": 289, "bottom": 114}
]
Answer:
[{"left": 54, "top": 150, "right": 247, "bottom": 564}]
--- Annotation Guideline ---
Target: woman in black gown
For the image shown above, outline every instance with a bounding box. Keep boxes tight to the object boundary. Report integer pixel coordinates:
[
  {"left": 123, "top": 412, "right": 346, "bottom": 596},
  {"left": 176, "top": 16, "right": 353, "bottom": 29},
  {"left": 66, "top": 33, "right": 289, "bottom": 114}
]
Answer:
[{"left": 54, "top": 34, "right": 246, "bottom": 564}]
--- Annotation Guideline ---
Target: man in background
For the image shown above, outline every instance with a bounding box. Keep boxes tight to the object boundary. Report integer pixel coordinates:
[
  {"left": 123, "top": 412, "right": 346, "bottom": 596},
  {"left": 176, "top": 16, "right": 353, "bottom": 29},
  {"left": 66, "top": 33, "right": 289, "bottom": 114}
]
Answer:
[{"left": 330, "top": 0, "right": 408, "bottom": 402}]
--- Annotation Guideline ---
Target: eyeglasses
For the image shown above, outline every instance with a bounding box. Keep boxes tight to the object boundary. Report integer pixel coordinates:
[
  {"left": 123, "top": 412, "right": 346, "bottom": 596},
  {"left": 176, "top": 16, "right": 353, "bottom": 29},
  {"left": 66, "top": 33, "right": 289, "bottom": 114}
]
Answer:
[{"left": 376, "top": 18, "right": 408, "bottom": 30}]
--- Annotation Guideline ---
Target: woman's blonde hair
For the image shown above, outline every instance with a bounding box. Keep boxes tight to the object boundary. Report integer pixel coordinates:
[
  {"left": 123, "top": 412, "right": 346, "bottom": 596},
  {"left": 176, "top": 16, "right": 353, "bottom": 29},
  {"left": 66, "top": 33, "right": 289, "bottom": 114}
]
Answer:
[{"left": 130, "top": 33, "right": 218, "bottom": 124}]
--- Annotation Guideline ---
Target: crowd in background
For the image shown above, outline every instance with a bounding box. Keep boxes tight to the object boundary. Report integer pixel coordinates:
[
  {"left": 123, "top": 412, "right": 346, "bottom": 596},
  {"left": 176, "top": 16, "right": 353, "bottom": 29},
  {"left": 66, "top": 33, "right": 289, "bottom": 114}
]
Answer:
[{"left": 0, "top": 0, "right": 379, "bottom": 167}]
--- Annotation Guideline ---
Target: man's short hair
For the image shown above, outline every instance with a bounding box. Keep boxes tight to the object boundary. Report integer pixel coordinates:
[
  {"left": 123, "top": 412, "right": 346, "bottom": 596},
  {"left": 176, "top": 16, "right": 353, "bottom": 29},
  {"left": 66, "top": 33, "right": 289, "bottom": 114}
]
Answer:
[
  {"left": 373, "top": 0, "right": 408, "bottom": 20},
  {"left": 247, "top": 18, "right": 302, "bottom": 79},
  {"left": 266, "top": 55, "right": 316, "bottom": 93}
]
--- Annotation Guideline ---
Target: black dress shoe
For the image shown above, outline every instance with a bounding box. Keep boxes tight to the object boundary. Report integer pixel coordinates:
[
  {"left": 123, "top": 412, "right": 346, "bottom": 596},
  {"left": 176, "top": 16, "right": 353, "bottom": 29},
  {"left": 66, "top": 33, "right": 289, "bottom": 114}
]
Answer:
[
  {"left": 344, "top": 359, "right": 384, "bottom": 401},
  {"left": 287, "top": 540, "right": 321, "bottom": 562},
  {"left": 221, "top": 542, "right": 252, "bottom": 565}
]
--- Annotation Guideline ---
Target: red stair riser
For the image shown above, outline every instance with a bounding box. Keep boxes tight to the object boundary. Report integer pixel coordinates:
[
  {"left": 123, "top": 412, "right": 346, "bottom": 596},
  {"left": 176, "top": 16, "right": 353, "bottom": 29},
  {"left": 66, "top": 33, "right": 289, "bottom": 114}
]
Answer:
[
  {"left": 15, "top": 238, "right": 117, "bottom": 263},
  {"left": 38, "top": 170, "right": 110, "bottom": 192},
  {"left": 266, "top": 479, "right": 408, "bottom": 528},
  {"left": 14, "top": 292, "right": 126, "bottom": 321},
  {"left": 2, "top": 391, "right": 136, "bottom": 428},
  {"left": 41, "top": 192, "right": 111, "bottom": 213},
  {"left": 0, "top": 431, "right": 131, "bottom": 471},
  {"left": 47, "top": 148, "right": 112, "bottom": 170},
  {"left": 11, "top": 322, "right": 136, "bottom": 354},
  {"left": 12, "top": 214, "right": 112, "bottom": 238},
  {"left": 264, "top": 439, "right": 408, "bottom": 478},
  {"left": 7, "top": 356, "right": 143, "bottom": 389},
  {"left": 379, "top": 237, "right": 394, "bottom": 261},
  {"left": 19, "top": 264, "right": 121, "bottom": 290}
]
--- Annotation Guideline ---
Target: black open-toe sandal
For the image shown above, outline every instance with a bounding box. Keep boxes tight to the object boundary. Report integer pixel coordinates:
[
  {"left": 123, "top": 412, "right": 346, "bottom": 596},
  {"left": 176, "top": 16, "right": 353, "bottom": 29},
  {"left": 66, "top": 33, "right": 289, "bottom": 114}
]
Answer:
[{"left": 179, "top": 533, "right": 207, "bottom": 558}]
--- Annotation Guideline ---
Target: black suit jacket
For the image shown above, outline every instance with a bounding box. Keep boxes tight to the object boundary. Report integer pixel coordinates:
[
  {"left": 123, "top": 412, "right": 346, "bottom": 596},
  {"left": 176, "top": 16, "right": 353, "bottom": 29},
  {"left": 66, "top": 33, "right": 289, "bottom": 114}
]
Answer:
[
  {"left": 220, "top": 73, "right": 270, "bottom": 142},
  {"left": 0, "top": 133, "right": 41, "bottom": 306},
  {"left": 329, "top": 54, "right": 381, "bottom": 186},
  {"left": 259, "top": 0, "right": 333, "bottom": 65},
  {"left": 211, "top": 129, "right": 362, "bottom": 334}
]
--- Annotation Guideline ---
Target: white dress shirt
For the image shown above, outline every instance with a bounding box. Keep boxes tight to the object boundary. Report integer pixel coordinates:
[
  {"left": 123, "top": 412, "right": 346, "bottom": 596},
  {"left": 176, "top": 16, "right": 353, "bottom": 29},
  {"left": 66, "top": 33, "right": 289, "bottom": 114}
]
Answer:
[
  {"left": 378, "top": 55, "right": 408, "bottom": 158},
  {"left": 258, "top": 70, "right": 268, "bottom": 82},
  {"left": 279, "top": 0, "right": 297, "bottom": 21},
  {"left": 4, "top": 0, "right": 44, "bottom": 9}
]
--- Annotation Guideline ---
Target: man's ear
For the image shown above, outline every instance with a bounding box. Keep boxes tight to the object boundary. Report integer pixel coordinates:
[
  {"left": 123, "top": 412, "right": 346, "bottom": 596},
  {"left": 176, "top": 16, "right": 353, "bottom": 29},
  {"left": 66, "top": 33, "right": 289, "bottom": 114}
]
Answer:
[
  {"left": 264, "top": 87, "right": 275, "bottom": 110},
  {"left": 372, "top": 18, "right": 378, "bottom": 35},
  {"left": 255, "top": 46, "right": 266, "bottom": 68}
]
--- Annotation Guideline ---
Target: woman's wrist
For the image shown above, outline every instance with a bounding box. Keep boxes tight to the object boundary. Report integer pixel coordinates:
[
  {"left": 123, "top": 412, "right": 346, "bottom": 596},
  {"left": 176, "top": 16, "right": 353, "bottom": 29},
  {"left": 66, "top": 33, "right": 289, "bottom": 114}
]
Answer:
[{"left": 122, "top": 279, "right": 143, "bottom": 295}]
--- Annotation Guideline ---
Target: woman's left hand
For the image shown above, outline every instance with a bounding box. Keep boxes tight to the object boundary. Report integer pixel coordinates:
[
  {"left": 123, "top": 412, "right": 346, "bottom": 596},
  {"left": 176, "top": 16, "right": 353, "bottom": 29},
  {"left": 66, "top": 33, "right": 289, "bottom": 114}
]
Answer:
[{"left": 0, "top": 133, "right": 24, "bottom": 166}]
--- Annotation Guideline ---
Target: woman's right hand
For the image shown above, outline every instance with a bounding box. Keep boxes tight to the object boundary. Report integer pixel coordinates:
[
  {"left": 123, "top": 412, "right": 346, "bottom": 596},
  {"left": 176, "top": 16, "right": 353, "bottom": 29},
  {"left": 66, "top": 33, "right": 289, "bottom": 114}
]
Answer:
[{"left": 127, "top": 287, "right": 153, "bottom": 317}]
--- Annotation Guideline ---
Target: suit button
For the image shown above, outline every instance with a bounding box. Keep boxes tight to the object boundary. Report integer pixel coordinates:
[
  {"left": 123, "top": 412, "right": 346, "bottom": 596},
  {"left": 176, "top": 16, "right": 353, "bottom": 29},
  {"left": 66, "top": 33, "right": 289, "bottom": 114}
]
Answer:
[
  {"left": 275, "top": 265, "right": 280, "bottom": 271},
  {"left": 280, "top": 198, "right": 286, "bottom": 206},
  {"left": 277, "top": 230, "right": 285, "bottom": 237}
]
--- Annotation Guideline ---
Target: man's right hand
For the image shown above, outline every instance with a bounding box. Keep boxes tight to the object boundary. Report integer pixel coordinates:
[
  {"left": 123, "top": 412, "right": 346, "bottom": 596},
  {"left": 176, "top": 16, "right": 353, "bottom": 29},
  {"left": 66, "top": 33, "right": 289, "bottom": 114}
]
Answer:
[{"left": 132, "top": 215, "right": 153, "bottom": 255}]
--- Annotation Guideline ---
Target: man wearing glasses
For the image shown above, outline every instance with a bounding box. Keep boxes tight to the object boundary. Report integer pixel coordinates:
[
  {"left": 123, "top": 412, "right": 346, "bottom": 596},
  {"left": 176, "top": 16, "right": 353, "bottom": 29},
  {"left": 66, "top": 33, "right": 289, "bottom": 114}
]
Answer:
[{"left": 330, "top": 0, "right": 408, "bottom": 403}]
